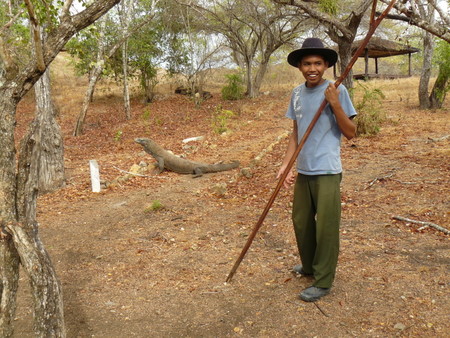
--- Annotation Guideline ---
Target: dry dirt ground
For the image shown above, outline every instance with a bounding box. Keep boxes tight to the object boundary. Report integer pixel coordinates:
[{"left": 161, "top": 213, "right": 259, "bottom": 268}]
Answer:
[{"left": 13, "top": 77, "right": 449, "bottom": 337}]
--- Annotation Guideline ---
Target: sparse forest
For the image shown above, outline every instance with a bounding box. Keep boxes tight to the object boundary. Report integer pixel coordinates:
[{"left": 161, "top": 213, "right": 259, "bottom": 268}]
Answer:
[{"left": 0, "top": 0, "right": 448, "bottom": 336}]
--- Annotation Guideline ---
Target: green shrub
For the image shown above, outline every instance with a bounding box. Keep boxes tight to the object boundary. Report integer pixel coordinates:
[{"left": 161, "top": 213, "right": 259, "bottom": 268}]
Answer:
[
  {"left": 114, "top": 130, "right": 123, "bottom": 142},
  {"left": 354, "top": 83, "right": 386, "bottom": 136},
  {"left": 142, "top": 108, "right": 151, "bottom": 120},
  {"left": 221, "top": 73, "right": 245, "bottom": 100},
  {"left": 430, "top": 39, "right": 450, "bottom": 106},
  {"left": 144, "top": 200, "right": 164, "bottom": 212},
  {"left": 212, "top": 105, "right": 235, "bottom": 134}
]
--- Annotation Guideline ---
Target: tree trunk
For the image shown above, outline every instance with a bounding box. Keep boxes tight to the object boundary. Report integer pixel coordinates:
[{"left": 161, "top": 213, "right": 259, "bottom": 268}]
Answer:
[
  {"left": 14, "top": 117, "right": 66, "bottom": 336},
  {"left": 122, "top": 39, "right": 131, "bottom": 120},
  {"left": 231, "top": 49, "right": 246, "bottom": 70},
  {"left": 0, "top": 92, "right": 65, "bottom": 337},
  {"left": 418, "top": 30, "right": 434, "bottom": 109},
  {"left": 6, "top": 226, "right": 65, "bottom": 337},
  {"left": 0, "top": 1, "right": 122, "bottom": 335},
  {"left": 119, "top": 0, "right": 132, "bottom": 119},
  {"left": 142, "top": 71, "right": 157, "bottom": 103},
  {"left": 0, "top": 91, "right": 21, "bottom": 338},
  {"left": 418, "top": 2, "right": 435, "bottom": 109},
  {"left": 0, "top": 234, "right": 20, "bottom": 338},
  {"left": 73, "top": 65, "right": 103, "bottom": 136},
  {"left": 429, "top": 64, "right": 449, "bottom": 109},
  {"left": 34, "top": 69, "right": 65, "bottom": 193},
  {"left": 338, "top": 41, "right": 354, "bottom": 90},
  {"left": 73, "top": 18, "right": 106, "bottom": 136},
  {"left": 245, "top": 58, "right": 255, "bottom": 98},
  {"left": 252, "top": 58, "right": 270, "bottom": 98},
  {"left": 328, "top": 29, "right": 356, "bottom": 90}
]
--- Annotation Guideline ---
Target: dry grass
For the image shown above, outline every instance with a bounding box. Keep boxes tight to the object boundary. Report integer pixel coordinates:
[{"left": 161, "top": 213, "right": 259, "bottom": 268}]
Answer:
[
  {"left": 353, "top": 77, "right": 421, "bottom": 104},
  {"left": 49, "top": 53, "right": 87, "bottom": 117},
  {"left": 47, "top": 53, "right": 436, "bottom": 105}
]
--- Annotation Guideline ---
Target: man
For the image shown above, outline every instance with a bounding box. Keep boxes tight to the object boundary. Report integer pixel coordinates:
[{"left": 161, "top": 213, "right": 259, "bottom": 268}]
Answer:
[{"left": 277, "top": 38, "right": 357, "bottom": 302}]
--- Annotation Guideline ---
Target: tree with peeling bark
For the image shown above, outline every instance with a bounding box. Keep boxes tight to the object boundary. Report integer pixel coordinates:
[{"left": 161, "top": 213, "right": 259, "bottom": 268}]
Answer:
[
  {"left": 33, "top": 62, "right": 66, "bottom": 194},
  {"left": 417, "top": 2, "right": 436, "bottom": 109},
  {"left": 274, "top": 0, "right": 373, "bottom": 90},
  {"left": 0, "top": 1, "right": 121, "bottom": 336},
  {"left": 26, "top": 24, "right": 66, "bottom": 194}
]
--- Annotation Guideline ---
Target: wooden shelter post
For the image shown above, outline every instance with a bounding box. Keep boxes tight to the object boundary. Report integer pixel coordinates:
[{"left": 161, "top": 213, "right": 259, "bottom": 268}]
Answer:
[
  {"left": 408, "top": 53, "right": 412, "bottom": 76},
  {"left": 364, "top": 48, "right": 369, "bottom": 77}
]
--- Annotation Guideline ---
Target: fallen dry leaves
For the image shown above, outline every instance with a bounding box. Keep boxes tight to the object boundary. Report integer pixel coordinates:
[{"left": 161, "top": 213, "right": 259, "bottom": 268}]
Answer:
[{"left": 13, "top": 76, "right": 449, "bottom": 336}]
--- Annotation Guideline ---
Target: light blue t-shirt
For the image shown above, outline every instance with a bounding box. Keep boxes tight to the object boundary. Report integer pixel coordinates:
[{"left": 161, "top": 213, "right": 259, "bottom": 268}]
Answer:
[{"left": 286, "top": 80, "right": 357, "bottom": 175}]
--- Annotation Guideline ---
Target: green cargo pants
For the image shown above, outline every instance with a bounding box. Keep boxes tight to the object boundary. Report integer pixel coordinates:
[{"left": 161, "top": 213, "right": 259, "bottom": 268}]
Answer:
[{"left": 292, "top": 173, "right": 342, "bottom": 289}]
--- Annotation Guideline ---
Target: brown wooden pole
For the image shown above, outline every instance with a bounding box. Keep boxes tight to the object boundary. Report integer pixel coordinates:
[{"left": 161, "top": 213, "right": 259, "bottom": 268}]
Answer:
[
  {"left": 408, "top": 53, "right": 412, "bottom": 76},
  {"left": 226, "top": 0, "right": 397, "bottom": 283},
  {"left": 364, "top": 48, "right": 369, "bottom": 77}
]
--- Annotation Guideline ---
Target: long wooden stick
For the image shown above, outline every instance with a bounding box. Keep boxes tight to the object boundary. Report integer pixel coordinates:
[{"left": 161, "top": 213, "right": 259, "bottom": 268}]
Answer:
[{"left": 226, "top": 0, "right": 397, "bottom": 283}]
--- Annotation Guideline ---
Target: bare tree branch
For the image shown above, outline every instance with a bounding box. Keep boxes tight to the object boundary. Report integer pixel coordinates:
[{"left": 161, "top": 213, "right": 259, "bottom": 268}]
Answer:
[
  {"left": 379, "top": 0, "right": 450, "bottom": 43},
  {"left": 61, "top": 0, "right": 74, "bottom": 19},
  {"left": 428, "top": 0, "right": 450, "bottom": 27},
  {"left": 0, "top": 9, "right": 24, "bottom": 33},
  {"left": 375, "top": 11, "right": 409, "bottom": 22},
  {"left": 393, "top": 216, "right": 450, "bottom": 235},
  {"left": 273, "top": 0, "right": 354, "bottom": 37}
]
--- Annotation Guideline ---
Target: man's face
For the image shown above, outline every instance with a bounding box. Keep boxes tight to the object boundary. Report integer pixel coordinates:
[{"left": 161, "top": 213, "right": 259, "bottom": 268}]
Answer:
[{"left": 298, "top": 55, "right": 329, "bottom": 87}]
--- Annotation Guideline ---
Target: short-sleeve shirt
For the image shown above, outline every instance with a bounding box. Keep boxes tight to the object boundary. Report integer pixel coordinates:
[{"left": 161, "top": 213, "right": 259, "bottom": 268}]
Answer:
[{"left": 286, "top": 80, "right": 357, "bottom": 175}]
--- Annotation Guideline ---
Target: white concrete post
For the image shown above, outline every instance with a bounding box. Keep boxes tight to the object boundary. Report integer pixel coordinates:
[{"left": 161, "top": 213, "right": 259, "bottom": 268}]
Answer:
[{"left": 89, "top": 160, "right": 101, "bottom": 192}]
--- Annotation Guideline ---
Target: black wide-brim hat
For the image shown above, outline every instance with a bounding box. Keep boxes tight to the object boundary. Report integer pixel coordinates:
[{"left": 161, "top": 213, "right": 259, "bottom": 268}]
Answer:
[{"left": 287, "top": 38, "right": 338, "bottom": 68}]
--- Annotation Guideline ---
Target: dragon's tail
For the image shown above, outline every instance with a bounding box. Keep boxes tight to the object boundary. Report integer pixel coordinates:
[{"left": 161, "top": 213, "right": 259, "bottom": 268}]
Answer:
[{"left": 206, "top": 160, "right": 240, "bottom": 173}]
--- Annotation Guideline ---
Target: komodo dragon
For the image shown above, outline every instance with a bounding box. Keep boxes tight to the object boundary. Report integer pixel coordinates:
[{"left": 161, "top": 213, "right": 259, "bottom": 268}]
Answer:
[{"left": 135, "top": 138, "right": 240, "bottom": 176}]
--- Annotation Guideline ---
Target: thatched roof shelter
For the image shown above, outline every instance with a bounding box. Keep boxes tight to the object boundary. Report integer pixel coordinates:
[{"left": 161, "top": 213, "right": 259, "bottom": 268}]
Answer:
[
  {"left": 352, "top": 37, "right": 420, "bottom": 58},
  {"left": 350, "top": 37, "right": 420, "bottom": 79},
  {"left": 332, "top": 37, "right": 420, "bottom": 79}
]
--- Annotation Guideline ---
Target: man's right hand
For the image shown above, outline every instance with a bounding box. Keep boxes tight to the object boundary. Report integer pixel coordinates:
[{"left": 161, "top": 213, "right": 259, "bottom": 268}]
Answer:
[{"left": 276, "top": 167, "right": 296, "bottom": 189}]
